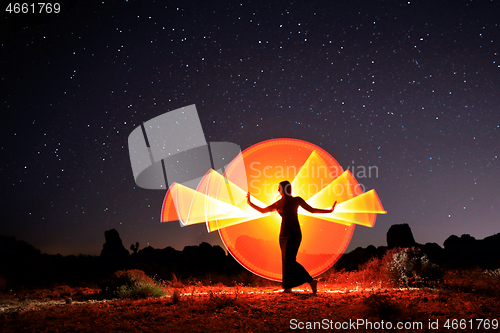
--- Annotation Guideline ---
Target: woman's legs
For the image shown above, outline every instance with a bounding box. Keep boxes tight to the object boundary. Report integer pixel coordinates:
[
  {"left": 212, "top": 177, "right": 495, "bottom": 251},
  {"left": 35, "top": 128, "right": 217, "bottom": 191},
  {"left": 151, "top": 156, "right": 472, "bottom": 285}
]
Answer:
[
  {"left": 280, "top": 235, "right": 313, "bottom": 290},
  {"left": 309, "top": 279, "right": 317, "bottom": 294}
]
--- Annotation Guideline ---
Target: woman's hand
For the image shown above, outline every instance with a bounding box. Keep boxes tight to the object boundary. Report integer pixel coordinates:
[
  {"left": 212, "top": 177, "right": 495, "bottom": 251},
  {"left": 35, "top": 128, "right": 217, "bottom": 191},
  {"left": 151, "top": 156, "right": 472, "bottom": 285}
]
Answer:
[{"left": 330, "top": 201, "right": 337, "bottom": 213}]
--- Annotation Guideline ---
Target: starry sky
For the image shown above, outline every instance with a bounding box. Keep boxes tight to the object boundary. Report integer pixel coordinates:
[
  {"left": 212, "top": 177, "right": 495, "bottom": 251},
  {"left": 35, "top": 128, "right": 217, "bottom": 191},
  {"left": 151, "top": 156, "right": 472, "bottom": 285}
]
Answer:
[{"left": 1, "top": 0, "right": 499, "bottom": 256}]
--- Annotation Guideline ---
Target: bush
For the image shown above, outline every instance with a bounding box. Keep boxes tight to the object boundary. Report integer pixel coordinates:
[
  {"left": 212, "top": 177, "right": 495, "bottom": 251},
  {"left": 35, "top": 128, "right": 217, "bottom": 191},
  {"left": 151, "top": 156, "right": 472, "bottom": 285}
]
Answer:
[
  {"left": 101, "top": 269, "right": 167, "bottom": 299},
  {"left": 358, "top": 257, "right": 389, "bottom": 288},
  {"left": 384, "top": 247, "right": 442, "bottom": 287}
]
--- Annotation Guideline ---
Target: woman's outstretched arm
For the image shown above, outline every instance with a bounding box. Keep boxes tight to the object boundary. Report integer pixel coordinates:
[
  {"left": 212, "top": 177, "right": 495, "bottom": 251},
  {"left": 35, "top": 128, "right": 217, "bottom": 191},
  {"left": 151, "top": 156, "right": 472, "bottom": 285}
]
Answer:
[
  {"left": 298, "top": 197, "right": 337, "bottom": 214},
  {"left": 247, "top": 193, "right": 276, "bottom": 214}
]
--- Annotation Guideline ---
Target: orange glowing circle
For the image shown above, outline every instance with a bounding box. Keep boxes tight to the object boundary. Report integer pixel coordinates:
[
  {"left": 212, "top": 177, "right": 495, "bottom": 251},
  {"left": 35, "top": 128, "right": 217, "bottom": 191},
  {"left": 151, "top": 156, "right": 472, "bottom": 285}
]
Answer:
[{"left": 218, "top": 138, "right": 355, "bottom": 281}]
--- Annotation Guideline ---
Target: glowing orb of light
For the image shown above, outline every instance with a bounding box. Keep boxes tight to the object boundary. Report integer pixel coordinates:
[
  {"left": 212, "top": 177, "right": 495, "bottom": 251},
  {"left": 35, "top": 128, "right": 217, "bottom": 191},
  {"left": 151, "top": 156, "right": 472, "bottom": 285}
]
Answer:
[
  {"left": 221, "top": 139, "right": 361, "bottom": 281},
  {"left": 161, "top": 138, "right": 386, "bottom": 282}
]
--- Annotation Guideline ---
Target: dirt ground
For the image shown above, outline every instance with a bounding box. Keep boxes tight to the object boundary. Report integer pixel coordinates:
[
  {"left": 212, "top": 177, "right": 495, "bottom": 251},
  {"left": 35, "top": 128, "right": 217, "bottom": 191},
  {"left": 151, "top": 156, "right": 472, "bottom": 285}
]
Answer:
[{"left": 1, "top": 283, "right": 499, "bottom": 332}]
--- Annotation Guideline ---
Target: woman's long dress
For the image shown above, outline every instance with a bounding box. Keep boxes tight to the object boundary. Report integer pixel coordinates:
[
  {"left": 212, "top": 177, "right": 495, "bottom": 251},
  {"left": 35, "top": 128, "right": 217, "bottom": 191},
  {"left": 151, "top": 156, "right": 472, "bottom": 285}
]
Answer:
[{"left": 276, "top": 196, "right": 313, "bottom": 289}]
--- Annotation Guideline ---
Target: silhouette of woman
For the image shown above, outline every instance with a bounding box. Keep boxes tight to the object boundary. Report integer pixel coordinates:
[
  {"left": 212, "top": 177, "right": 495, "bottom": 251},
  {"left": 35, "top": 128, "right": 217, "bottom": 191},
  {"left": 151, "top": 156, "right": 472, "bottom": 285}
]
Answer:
[{"left": 247, "top": 180, "right": 336, "bottom": 293}]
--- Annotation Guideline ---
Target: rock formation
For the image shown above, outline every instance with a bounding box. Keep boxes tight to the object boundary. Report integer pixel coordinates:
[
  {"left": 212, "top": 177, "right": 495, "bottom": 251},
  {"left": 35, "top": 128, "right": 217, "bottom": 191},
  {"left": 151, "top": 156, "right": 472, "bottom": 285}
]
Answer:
[
  {"left": 100, "top": 229, "right": 130, "bottom": 259},
  {"left": 387, "top": 223, "right": 416, "bottom": 248}
]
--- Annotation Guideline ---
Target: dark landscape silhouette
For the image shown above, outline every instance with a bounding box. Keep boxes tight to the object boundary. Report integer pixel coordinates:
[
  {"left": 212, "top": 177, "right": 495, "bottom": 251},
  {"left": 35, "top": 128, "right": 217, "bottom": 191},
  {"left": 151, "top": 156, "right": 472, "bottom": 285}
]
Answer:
[
  {"left": 1, "top": 223, "right": 499, "bottom": 290},
  {"left": 1, "top": 224, "right": 500, "bottom": 333}
]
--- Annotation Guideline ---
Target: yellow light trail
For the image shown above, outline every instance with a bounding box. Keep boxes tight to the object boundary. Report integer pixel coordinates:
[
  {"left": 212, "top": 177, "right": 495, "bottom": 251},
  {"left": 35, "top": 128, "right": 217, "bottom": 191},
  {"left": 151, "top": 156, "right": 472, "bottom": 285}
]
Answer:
[{"left": 162, "top": 153, "right": 386, "bottom": 230}]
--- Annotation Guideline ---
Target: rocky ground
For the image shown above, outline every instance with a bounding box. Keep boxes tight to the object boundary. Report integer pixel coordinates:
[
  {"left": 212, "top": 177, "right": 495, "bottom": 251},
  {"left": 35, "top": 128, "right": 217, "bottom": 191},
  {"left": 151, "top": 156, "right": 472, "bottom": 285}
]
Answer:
[{"left": 1, "top": 282, "right": 499, "bottom": 332}]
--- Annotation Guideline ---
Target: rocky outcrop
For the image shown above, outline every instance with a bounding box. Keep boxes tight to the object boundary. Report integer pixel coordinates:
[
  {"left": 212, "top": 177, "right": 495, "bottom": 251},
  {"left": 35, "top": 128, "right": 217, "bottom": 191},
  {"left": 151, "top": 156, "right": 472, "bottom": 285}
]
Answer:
[
  {"left": 444, "top": 233, "right": 500, "bottom": 269},
  {"left": 387, "top": 223, "right": 416, "bottom": 248},
  {"left": 100, "top": 229, "right": 130, "bottom": 260}
]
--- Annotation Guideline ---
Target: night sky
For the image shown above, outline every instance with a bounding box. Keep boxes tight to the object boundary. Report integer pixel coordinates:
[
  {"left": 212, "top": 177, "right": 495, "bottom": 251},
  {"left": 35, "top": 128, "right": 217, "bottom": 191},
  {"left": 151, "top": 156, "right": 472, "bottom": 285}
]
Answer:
[{"left": 1, "top": 0, "right": 499, "bottom": 257}]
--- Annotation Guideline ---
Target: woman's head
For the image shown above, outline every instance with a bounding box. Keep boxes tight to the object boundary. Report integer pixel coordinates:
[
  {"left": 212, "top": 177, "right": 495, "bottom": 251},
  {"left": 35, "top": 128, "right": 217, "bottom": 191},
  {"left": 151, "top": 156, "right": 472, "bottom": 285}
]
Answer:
[{"left": 278, "top": 180, "right": 292, "bottom": 197}]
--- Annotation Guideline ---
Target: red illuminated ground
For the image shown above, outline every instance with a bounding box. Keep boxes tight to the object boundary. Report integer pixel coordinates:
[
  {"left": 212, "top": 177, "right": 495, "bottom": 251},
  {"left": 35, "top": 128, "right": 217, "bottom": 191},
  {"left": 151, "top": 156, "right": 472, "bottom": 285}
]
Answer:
[{"left": 2, "top": 274, "right": 499, "bottom": 333}]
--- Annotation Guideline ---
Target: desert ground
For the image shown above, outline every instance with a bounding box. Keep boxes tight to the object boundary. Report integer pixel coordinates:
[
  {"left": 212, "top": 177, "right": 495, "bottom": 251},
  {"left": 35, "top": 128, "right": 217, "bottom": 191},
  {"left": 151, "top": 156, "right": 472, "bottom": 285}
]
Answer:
[{"left": 1, "top": 269, "right": 499, "bottom": 333}]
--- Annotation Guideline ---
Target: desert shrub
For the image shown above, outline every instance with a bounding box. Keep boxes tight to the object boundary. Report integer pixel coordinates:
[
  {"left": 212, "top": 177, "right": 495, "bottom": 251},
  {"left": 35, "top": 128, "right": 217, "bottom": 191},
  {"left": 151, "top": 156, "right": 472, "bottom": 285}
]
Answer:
[
  {"left": 327, "top": 257, "right": 393, "bottom": 289},
  {"left": 165, "top": 273, "right": 185, "bottom": 288},
  {"left": 184, "top": 276, "right": 204, "bottom": 288},
  {"left": 325, "top": 269, "right": 360, "bottom": 289},
  {"left": 384, "top": 247, "right": 442, "bottom": 287},
  {"left": 115, "top": 281, "right": 166, "bottom": 299},
  {"left": 325, "top": 248, "right": 443, "bottom": 289},
  {"left": 101, "top": 269, "right": 167, "bottom": 299},
  {"left": 358, "top": 256, "right": 391, "bottom": 288}
]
